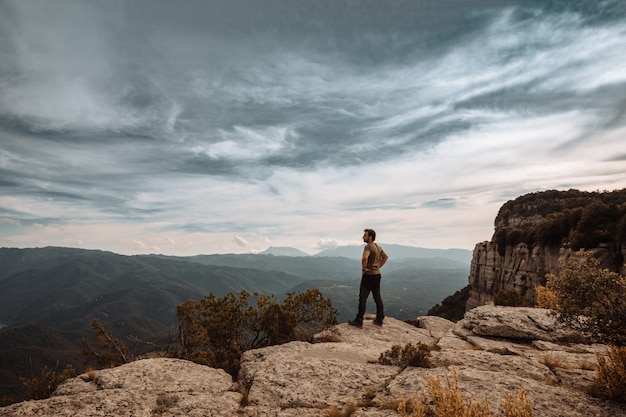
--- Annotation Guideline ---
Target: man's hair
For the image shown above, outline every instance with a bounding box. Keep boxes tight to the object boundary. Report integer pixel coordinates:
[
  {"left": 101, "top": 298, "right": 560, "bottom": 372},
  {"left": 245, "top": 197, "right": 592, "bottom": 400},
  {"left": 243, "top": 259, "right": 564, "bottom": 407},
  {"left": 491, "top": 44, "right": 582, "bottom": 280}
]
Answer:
[{"left": 364, "top": 228, "right": 376, "bottom": 241}]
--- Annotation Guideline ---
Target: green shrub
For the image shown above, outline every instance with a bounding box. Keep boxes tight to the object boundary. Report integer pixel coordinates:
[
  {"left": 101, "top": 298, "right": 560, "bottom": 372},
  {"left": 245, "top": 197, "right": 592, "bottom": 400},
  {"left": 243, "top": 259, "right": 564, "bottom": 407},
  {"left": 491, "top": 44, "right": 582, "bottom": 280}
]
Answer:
[
  {"left": 492, "top": 189, "right": 626, "bottom": 254},
  {"left": 428, "top": 285, "right": 471, "bottom": 322},
  {"left": 533, "top": 213, "right": 570, "bottom": 246},
  {"left": 494, "top": 288, "right": 525, "bottom": 307},
  {"left": 571, "top": 201, "right": 620, "bottom": 250},
  {"left": 493, "top": 227, "right": 517, "bottom": 256},
  {"left": 536, "top": 250, "right": 626, "bottom": 402},
  {"left": 176, "top": 289, "right": 338, "bottom": 377},
  {"left": 378, "top": 343, "right": 432, "bottom": 369},
  {"left": 540, "top": 250, "right": 626, "bottom": 345},
  {"left": 176, "top": 299, "right": 215, "bottom": 366}
]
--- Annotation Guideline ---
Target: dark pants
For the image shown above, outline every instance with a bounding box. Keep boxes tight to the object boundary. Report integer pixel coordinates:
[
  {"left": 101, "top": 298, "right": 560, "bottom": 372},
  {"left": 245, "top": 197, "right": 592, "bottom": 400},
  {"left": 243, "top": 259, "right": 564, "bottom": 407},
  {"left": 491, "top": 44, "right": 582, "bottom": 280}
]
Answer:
[{"left": 355, "top": 273, "right": 384, "bottom": 324}]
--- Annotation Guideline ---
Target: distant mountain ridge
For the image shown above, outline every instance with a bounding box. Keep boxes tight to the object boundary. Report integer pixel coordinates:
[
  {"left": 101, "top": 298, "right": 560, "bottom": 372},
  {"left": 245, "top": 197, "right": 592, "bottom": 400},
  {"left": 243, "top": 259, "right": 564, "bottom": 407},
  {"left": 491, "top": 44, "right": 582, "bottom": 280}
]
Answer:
[
  {"left": 259, "top": 246, "right": 310, "bottom": 257},
  {"left": 315, "top": 244, "right": 472, "bottom": 264},
  {"left": 0, "top": 245, "right": 470, "bottom": 401},
  {"left": 258, "top": 245, "right": 473, "bottom": 264}
]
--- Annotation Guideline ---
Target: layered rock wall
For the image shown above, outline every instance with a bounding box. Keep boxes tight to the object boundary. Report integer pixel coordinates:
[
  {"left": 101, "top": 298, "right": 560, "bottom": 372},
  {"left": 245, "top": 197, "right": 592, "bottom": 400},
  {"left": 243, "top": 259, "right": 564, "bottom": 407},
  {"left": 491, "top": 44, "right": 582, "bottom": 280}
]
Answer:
[
  {"left": 467, "top": 239, "right": 625, "bottom": 311},
  {"left": 466, "top": 242, "right": 565, "bottom": 310}
]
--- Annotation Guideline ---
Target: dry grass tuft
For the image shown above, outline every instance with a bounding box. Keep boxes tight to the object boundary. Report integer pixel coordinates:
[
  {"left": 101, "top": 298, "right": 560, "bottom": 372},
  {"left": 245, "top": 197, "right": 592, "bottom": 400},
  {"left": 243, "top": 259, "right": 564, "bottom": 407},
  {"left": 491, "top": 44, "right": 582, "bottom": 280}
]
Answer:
[
  {"left": 359, "top": 389, "right": 377, "bottom": 407},
  {"left": 501, "top": 390, "right": 533, "bottom": 417},
  {"left": 239, "top": 388, "right": 250, "bottom": 407},
  {"left": 315, "top": 326, "right": 342, "bottom": 343},
  {"left": 19, "top": 364, "right": 75, "bottom": 401},
  {"left": 397, "top": 370, "right": 533, "bottom": 417},
  {"left": 539, "top": 353, "right": 566, "bottom": 371},
  {"left": 80, "top": 369, "right": 99, "bottom": 382},
  {"left": 152, "top": 393, "right": 179, "bottom": 415}
]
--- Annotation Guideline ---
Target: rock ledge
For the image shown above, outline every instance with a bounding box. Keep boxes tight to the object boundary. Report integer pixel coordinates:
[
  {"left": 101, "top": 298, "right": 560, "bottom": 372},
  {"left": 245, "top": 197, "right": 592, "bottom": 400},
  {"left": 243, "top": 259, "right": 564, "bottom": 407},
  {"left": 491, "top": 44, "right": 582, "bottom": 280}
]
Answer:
[{"left": 2, "top": 307, "right": 625, "bottom": 417}]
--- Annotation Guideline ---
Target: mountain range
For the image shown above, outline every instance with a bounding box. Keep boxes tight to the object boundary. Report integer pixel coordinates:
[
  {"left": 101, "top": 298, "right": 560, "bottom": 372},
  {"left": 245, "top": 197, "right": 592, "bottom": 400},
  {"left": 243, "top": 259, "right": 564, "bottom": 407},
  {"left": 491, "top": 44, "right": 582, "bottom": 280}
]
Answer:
[
  {"left": 313, "top": 244, "right": 472, "bottom": 263},
  {"left": 0, "top": 244, "right": 470, "bottom": 402}
]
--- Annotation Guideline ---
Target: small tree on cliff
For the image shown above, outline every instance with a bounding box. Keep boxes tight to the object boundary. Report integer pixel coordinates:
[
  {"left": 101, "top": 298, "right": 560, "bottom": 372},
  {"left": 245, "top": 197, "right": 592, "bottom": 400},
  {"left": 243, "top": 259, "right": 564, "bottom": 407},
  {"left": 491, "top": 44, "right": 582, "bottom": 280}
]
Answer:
[
  {"left": 537, "top": 250, "right": 626, "bottom": 403},
  {"left": 176, "top": 288, "right": 338, "bottom": 376},
  {"left": 536, "top": 250, "right": 626, "bottom": 345},
  {"left": 19, "top": 364, "right": 75, "bottom": 402},
  {"left": 81, "top": 319, "right": 130, "bottom": 369}
]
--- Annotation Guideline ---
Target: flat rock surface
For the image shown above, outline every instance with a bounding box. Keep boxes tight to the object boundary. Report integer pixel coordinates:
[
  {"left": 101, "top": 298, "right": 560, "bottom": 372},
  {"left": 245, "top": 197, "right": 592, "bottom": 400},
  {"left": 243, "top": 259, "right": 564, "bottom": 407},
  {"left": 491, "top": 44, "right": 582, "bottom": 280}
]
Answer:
[{"left": 3, "top": 308, "right": 626, "bottom": 417}]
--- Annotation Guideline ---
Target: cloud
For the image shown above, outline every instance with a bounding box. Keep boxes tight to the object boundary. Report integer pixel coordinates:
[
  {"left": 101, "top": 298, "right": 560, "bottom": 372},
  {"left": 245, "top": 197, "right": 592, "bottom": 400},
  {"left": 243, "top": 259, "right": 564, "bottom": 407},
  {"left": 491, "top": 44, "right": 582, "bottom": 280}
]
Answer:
[
  {"left": 421, "top": 199, "right": 458, "bottom": 209},
  {"left": 1, "top": 0, "right": 625, "bottom": 255},
  {"left": 0, "top": 2, "right": 179, "bottom": 137},
  {"left": 233, "top": 236, "right": 250, "bottom": 247},
  {"left": 312, "top": 238, "right": 348, "bottom": 251},
  {"left": 132, "top": 240, "right": 161, "bottom": 253},
  {"left": 195, "top": 125, "right": 298, "bottom": 161}
]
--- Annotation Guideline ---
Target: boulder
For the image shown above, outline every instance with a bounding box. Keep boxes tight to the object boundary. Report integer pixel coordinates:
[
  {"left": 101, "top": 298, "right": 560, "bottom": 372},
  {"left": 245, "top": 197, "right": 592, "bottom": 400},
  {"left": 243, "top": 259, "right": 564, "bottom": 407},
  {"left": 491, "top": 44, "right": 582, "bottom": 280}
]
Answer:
[
  {"left": 0, "top": 358, "right": 241, "bottom": 417},
  {"left": 456, "top": 305, "right": 579, "bottom": 342}
]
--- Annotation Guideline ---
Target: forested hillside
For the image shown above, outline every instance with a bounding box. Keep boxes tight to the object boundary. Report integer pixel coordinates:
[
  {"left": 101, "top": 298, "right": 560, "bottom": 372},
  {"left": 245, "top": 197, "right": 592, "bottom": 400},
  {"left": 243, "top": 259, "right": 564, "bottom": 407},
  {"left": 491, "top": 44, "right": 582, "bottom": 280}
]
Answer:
[{"left": 0, "top": 245, "right": 469, "bottom": 403}]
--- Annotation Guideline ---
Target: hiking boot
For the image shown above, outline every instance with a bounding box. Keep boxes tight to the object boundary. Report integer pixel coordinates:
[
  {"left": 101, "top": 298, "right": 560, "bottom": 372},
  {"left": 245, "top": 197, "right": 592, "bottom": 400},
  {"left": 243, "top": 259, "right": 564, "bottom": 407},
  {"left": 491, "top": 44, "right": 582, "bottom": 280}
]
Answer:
[
  {"left": 348, "top": 320, "right": 363, "bottom": 328},
  {"left": 373, "top": 320, "right": 383, "bottom": 327}
]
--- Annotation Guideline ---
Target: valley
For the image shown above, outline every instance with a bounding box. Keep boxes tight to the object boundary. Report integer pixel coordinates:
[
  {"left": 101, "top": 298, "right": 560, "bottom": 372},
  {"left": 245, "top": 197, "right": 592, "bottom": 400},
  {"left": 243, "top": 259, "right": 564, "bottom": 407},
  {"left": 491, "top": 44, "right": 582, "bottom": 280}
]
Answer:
[{"left": 0, "top": 245, "right": 470, "bottom": 402}]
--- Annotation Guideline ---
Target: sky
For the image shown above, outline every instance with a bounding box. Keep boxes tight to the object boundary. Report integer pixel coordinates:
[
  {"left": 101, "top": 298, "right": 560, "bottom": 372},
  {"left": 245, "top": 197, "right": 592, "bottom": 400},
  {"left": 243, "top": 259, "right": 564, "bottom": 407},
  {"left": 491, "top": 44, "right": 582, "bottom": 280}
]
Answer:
[{"left": 1, "top": 0, "right": 626, "bottom": 256}]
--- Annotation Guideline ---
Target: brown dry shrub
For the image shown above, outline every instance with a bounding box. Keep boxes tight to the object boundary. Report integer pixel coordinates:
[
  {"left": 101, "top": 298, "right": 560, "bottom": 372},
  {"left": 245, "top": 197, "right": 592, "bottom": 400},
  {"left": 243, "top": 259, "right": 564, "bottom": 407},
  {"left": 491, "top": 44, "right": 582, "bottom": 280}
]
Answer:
[
  {"left": 152, "top": 393, "right": 179, "bottom": 415},
  {"left": 592, "top": 345, "right": 626, "bottom": 403},
  {"left": 534, "top": 285, "right": 559, "bottom": 310},
  {"left": 494, "top": 288, "right": 525, "bottom": 307},
  {"left": 501, "top": 390, "right": 533, "bottom": 417},
  {"left": 19, "top": 364, "right": 75, "bottom": 401}
]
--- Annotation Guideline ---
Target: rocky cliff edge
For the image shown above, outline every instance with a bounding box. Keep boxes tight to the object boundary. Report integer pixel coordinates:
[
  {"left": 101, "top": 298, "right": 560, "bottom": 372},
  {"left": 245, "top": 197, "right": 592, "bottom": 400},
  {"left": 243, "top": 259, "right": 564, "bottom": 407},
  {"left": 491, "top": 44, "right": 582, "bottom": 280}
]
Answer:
[{"left": 2, "top": 306, "right": 624, "bottom": 417}]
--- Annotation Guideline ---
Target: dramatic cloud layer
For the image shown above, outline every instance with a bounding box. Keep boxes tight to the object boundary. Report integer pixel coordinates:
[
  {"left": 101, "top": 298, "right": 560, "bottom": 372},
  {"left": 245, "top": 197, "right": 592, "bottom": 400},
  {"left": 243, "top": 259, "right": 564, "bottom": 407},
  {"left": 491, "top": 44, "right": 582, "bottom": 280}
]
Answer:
[{"left": 1, "top": 0, "right": 625, "bottom": 255}]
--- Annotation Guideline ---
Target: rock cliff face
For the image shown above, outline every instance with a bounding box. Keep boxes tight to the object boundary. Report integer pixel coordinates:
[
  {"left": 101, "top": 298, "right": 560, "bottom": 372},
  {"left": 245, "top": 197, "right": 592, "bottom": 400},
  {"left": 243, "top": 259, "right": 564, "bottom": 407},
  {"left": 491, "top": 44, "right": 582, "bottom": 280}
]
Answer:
[
  {"left": 466, "top": 189, "right": 626, "bottom": 311},
  {"left": 467, "top": 241, "right": 564, "bottom": 310},
  {"left": 467, "top": 240, "right": 626, "bottom": 312},
  {"left": 2, "top": 307, "right": 625, "bottom": 417}
]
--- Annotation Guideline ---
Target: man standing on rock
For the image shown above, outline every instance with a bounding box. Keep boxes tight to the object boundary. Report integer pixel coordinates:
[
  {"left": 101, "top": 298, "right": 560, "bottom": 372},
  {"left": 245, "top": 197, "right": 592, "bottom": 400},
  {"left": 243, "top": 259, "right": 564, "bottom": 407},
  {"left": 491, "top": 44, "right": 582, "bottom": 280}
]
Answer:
[{"left": 348, "top": 228, "right": 388, "bottom": 328}]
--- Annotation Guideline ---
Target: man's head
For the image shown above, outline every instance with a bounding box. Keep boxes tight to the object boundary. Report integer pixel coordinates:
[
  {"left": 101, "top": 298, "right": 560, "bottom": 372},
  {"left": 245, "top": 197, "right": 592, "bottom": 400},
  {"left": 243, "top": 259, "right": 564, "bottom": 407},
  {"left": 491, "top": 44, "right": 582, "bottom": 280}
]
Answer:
[{"left": 363, "top": 228, "right": 376, "bottom": 242}]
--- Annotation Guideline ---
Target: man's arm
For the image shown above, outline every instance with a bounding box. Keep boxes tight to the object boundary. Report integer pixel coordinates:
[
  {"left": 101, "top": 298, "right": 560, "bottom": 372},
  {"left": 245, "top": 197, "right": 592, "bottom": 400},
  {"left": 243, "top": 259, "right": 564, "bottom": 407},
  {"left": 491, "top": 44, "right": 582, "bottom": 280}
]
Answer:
[
  {"left": 379, "top": 249, "right": 388, "bottom": 268},
  {"left": 362, "top": 248, "right": 370, "bottom": 272}
]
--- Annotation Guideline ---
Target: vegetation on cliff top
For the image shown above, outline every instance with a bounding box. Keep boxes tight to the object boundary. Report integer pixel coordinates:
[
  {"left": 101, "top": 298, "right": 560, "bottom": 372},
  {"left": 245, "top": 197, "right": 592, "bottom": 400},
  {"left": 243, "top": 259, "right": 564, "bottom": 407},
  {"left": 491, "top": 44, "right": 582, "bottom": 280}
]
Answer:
[
  {"left": 493, "top": 189, "right": 626, "bottom": 255},
  {"left": 537, "top": 250, "right": 626, "bottom": 346},
  {"left": 176, "top": 288, "right": 337, "bottom": 377}
]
